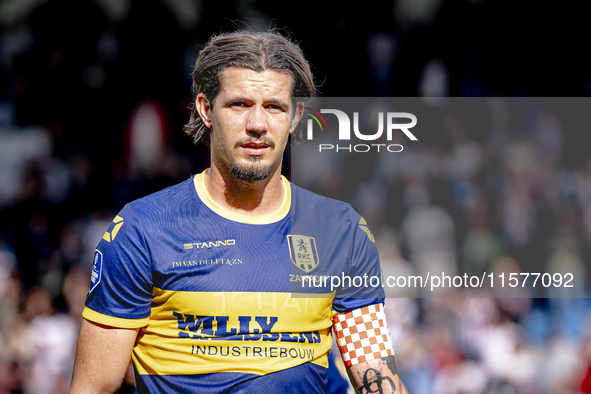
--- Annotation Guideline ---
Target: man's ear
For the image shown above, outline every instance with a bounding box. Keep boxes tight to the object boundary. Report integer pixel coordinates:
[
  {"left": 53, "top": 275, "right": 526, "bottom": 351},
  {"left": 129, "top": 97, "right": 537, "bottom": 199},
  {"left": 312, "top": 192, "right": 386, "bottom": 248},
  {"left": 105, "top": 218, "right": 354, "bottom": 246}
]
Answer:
[
  {"left": 196, "top": 93, "right": 212, "bottom": 128},
  {"left": 290, "top": 101, "right": 304, "bottom": 134}
]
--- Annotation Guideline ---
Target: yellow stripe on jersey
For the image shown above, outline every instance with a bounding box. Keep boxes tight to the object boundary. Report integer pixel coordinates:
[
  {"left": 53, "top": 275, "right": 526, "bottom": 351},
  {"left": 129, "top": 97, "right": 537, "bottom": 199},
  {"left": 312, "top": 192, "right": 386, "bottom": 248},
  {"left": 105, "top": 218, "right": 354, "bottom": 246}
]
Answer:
[
  {"left": 82, "top": 307, "right": 150, "bottom": 328},
  {"left": 193, "top": 170, "right": 291, "bottom": 225},
  {"left": 132, "top": 290, "right": 336, "bottom": 376}
]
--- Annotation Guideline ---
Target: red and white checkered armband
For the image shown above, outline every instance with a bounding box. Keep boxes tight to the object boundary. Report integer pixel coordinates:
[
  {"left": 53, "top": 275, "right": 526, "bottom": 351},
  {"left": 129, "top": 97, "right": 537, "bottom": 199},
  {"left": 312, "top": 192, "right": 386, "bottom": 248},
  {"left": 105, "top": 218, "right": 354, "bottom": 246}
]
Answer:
[{"left": 333, "top": 304, "right": 394, "bottom": 368}]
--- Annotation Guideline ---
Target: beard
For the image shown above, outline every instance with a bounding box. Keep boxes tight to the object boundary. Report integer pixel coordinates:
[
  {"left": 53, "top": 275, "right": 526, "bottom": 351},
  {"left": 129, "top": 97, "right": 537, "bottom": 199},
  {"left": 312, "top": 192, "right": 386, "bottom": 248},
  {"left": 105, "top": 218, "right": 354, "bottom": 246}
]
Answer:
[
  {"left": 229, "top": 156, "right": 272, "bottom": 182},
  {"left": 228, "top": 136, "right": 277, "bottom": 182}
]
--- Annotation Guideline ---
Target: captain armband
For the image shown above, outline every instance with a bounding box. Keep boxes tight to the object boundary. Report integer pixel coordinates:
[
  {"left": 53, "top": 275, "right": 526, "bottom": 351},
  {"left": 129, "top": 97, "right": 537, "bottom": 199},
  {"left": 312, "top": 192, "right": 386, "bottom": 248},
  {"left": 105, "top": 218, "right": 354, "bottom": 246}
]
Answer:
[{"left": 333, "top": 304, "right": 394, "bottom": 368}]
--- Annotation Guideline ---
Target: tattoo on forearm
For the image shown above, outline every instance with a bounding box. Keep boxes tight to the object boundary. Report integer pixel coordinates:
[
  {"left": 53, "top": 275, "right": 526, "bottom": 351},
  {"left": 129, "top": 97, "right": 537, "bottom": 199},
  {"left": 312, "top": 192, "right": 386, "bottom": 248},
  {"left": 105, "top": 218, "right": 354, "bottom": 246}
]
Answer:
[
  {"left": 360, "top": 368, "right": 395, "bottom": 394},
  {"left": 354, "top": 357, "right": 400, "bottom": 394}
]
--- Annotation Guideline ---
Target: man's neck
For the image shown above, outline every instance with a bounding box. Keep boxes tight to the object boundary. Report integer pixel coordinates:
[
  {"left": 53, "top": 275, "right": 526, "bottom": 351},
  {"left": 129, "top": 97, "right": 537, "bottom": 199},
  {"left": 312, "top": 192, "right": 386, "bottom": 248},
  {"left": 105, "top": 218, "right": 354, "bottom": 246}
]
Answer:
[{"left": 204, "top": 165, "right": 285, "bottom": 216}]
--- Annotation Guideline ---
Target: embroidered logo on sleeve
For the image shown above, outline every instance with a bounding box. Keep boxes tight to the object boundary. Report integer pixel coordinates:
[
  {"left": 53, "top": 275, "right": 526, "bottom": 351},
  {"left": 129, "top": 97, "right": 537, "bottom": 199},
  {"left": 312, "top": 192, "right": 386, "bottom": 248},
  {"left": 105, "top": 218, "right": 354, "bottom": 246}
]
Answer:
[
  {"left": 333, "top": 304, "right": 393, "bottom": 367},
  {"left": 89, "top": 249, "right": 103, "bottom": 293}
]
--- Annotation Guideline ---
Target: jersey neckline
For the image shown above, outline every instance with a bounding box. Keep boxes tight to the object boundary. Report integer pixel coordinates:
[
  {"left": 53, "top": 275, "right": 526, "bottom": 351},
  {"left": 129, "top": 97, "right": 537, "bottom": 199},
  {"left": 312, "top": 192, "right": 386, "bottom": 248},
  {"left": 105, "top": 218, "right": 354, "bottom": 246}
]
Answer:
[{"left": 193, "top": 169, "right": 291, "bottom": 224}]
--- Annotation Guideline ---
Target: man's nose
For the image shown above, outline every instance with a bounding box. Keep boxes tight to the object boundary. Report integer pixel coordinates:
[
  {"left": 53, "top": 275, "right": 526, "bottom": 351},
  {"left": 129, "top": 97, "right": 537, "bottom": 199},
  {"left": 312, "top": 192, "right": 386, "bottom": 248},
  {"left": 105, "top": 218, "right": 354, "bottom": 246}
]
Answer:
[{"left": 245, "top": 106, "right": 267, "bottom": 137}]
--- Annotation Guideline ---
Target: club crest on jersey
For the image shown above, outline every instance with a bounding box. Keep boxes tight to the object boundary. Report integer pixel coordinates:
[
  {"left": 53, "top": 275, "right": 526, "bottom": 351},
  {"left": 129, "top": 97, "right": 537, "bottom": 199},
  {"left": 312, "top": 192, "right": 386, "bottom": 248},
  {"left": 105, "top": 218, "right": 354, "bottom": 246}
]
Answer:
[{"left": 287, "top": 235, "right": 319, "bottom": 273}]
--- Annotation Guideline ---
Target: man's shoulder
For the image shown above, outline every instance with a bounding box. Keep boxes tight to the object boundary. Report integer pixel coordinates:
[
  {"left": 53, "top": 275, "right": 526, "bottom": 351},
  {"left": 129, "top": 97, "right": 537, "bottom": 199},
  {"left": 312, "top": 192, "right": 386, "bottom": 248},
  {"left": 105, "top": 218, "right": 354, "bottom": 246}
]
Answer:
[
  {"left": 290, "top": 182, "right": 350, "bottom": 208},
  {"left": 126, "top": 176, "right": 195, "bottom": 217},
  {"left": 289, "top": 182, "right": 361, "bottom": 222}
]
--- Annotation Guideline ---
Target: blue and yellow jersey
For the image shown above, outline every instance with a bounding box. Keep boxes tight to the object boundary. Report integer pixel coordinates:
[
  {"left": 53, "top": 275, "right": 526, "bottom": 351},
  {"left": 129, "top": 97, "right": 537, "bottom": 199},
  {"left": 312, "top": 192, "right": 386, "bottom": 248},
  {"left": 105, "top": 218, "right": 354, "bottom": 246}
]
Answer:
[{"left": 84, "top": 170, "right": 384, "bottom": 393}]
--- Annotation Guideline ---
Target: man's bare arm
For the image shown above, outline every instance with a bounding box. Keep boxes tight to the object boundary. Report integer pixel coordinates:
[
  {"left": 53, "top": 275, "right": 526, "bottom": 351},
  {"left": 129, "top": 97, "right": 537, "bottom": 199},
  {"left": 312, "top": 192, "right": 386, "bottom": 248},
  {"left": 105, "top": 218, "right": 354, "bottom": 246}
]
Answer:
[
  {"left": 69, "top": 318, "right": 139, "bottom": 394},
  {"left": 333, "top": 304, "right": 409, "bottom": 394},
  {"left": 347, "top": 355, "right": 408, "bottom": 394}
]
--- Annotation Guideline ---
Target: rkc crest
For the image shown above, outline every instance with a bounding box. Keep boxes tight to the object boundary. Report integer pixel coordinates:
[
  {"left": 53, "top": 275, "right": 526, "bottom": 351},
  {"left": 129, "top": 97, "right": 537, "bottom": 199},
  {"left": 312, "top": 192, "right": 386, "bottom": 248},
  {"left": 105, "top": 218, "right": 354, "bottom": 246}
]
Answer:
[{"left": 287, "top": 235, "right": 319, "bottom": 273}]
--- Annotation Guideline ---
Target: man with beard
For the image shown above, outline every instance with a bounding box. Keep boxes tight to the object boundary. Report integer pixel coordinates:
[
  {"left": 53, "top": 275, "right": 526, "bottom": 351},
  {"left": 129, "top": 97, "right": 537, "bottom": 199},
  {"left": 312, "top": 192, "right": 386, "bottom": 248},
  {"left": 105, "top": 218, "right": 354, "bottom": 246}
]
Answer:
[{"left": 69, "top": 29, "right": 408, "bottom": 394}]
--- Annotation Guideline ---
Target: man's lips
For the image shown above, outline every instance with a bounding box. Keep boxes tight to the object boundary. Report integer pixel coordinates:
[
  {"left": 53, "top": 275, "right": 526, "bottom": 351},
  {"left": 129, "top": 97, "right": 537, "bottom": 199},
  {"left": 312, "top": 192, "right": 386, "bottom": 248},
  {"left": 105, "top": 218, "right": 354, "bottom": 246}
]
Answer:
[{"left": 241, "top": 142, "right": 270, "bottom": 156}]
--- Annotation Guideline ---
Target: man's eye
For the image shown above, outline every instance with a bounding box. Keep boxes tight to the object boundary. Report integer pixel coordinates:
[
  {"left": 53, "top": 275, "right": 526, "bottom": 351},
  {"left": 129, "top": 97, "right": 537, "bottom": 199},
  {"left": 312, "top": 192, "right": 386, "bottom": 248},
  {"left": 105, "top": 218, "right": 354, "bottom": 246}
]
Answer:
[
  {"left": 230, "top": 102, "right": 248, "bottom": 107},
  {"left": 266, "top": 104, "right": 284, "bottom": 111}
]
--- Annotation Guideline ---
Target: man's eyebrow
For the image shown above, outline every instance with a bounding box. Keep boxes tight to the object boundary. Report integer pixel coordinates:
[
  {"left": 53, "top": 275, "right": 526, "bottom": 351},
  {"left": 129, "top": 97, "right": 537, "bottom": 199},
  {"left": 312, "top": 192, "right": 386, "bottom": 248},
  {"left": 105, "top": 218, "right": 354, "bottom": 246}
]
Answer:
[
  {"left": 266, "top": 99, "right": 290, "bottom": 110},
  {"left": 223, "top": 97, "right": 250, "bottom": 105},
  {"left": 224, "top": 97, "right": 290, "bottom": 109}
]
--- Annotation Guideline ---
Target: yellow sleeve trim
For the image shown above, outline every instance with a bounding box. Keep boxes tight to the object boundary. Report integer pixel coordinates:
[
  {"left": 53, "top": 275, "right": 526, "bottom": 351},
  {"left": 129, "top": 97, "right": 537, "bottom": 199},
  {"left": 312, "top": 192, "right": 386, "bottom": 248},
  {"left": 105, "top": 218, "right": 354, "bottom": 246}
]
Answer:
[{"left": 82, "top": 307, "right": 150, "bottom": 328}]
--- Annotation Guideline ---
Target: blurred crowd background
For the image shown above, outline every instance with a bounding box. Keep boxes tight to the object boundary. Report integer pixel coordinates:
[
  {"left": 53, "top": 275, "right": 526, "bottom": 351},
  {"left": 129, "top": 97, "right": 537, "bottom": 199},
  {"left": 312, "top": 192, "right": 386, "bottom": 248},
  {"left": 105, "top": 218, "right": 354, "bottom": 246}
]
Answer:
[
  {"left": 0, "top": 0, "right": 591, "bottom": 393},
  {"left": 295, "top": 96, "right": 591, "bottom": 393}
]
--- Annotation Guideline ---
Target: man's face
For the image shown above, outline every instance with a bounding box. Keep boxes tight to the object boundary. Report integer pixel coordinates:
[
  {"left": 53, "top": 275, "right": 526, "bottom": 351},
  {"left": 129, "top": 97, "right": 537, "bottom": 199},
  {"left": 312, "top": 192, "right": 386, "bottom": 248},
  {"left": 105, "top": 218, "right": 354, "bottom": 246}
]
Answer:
[{"left": 198, "top": 67, "right": 299, "bottom": 182}]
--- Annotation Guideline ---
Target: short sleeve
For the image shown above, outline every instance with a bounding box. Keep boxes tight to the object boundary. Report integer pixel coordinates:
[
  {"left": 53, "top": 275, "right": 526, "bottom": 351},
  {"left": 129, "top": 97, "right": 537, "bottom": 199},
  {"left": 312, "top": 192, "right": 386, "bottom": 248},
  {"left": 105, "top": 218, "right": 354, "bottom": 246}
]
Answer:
[
  {"left": 83, "top": 204, "right": 153, "bottom": 328},
  {"left": 332, "top": 212, "right": 385, "bottom": 313}
]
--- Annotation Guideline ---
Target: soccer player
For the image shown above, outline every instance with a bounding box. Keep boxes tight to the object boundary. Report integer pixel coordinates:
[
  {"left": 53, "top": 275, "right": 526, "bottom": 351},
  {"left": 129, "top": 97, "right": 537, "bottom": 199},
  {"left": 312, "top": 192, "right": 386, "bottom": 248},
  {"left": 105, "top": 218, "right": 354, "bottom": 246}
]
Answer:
[{"left": 69, "top": 29, "right": 408, "bottom": 394}]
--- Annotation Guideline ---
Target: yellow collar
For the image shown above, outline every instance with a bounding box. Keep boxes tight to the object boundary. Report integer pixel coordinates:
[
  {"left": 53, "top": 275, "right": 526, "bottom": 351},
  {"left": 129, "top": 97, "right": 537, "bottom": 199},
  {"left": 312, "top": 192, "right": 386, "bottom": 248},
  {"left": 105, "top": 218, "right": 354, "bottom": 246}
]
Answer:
[{"left": 193, "top": 169, "right": 291, "bottom": 224}]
